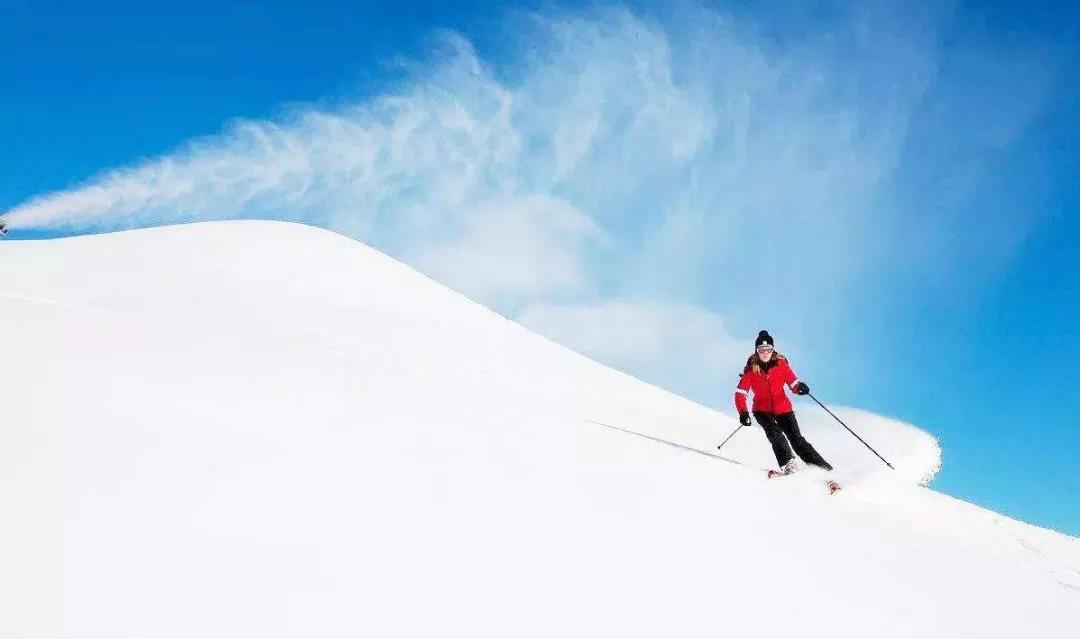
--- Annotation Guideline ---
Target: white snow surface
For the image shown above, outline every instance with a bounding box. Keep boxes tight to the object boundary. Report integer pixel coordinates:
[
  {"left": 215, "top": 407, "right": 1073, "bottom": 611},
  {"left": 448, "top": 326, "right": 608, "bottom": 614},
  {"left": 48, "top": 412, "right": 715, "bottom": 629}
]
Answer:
[{"left": 1, "top": 221, "right": 1077, "bottom": 638}]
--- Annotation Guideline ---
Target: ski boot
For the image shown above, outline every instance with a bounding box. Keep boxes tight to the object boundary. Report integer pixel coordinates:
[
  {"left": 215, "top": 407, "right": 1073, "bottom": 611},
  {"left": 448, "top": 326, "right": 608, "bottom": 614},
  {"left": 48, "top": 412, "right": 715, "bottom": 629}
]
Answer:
[{"left": 767, "top": 459, "right": 800, "bottom": 479}]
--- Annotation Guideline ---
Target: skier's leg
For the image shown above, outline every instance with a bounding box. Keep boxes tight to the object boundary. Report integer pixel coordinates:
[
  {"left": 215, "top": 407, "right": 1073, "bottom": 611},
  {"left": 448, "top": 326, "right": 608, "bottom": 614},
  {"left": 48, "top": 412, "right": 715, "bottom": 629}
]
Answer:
[
  {"left": 754, "top": 412, "right": 794, "bottom": 468},
  {"left": 776, "top": 412, "right": 832, "bottom": 471}
]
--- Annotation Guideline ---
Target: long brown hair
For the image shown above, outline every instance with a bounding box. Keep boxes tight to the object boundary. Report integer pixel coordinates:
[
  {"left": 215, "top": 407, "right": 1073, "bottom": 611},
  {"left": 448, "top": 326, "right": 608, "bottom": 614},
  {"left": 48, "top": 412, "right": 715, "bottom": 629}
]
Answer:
[{"left": 744, "top": 351, "right": 786, "bottom": 374}]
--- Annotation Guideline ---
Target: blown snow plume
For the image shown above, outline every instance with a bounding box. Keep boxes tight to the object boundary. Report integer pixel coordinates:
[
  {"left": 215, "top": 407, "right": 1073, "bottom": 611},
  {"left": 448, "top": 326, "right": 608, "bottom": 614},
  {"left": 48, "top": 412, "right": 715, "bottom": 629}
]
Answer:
[
  {"left": 0, "top": 4, "right": 951, "bottom": 314},
  {"left": 794, "top": 407, "right": 942, "bottom": 485}
]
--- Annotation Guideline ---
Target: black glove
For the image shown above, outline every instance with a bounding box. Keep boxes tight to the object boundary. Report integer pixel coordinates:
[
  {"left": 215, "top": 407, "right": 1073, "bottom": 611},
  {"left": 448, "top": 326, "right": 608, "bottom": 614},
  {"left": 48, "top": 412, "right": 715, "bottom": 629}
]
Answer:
[
  {"left": 739, "top": 411, "right": 752, "bottom": 427},
  {"left": 793, "top": 381, "right": 810, "bottom": 396}
]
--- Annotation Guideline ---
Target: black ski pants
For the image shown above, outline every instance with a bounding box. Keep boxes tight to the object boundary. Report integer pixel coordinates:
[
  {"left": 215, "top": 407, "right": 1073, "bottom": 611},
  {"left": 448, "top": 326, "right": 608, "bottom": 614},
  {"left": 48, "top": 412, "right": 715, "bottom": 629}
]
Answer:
[{"left": 753, "top": 411, "right": 832, "bottom": 471}]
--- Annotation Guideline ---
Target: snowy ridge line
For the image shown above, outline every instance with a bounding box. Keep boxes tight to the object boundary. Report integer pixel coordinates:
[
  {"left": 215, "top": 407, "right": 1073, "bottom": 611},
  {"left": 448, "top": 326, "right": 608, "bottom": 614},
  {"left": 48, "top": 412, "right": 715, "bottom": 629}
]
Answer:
[{"left": 585, "top": 419, "right": 768, "bottom": 471}]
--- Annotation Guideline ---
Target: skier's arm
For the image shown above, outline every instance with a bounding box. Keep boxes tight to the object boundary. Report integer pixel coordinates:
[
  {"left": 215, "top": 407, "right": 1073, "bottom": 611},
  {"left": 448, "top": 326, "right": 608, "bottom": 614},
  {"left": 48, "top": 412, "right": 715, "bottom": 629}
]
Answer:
[
  {"left": 784, "top": 361, "right": 810, "bottom": 395},
  {"left": 734, "top": 374, "right": 752, "bottom": 413}
]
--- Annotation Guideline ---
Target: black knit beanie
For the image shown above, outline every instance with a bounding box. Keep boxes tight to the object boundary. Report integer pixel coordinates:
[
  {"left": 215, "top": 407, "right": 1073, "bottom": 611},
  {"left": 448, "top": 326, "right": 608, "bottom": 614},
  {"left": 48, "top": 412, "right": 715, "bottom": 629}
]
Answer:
[{"left": 755, "top": 330, "right": 774, "bottom": 348}]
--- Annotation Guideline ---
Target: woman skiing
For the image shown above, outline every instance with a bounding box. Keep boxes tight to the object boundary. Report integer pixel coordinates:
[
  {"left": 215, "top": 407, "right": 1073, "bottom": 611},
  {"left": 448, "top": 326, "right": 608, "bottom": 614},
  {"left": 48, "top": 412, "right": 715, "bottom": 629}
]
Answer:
[{"left": 735, "top": 330, "right": 833, "bottom": 476}]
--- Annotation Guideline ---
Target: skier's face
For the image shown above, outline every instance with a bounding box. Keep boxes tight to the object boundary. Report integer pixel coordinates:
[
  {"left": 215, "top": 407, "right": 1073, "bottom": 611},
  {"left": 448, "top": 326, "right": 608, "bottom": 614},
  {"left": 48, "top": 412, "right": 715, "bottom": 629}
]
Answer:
[{"left": 757, "top": 346, "right": 774, "bottom": 362}]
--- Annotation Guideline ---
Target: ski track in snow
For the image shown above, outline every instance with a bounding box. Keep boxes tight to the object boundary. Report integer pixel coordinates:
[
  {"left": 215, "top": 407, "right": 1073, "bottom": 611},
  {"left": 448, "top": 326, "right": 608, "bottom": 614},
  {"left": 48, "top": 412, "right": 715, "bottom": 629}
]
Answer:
[
  {"left": 1, "top": 221, "right": 1077, "bottom": 638},
  {"left": 0, "top": 289, "right": 114, "bottom": 315},
  {"left": 584, "top": 418, "right": 766, "bottom": 471}
]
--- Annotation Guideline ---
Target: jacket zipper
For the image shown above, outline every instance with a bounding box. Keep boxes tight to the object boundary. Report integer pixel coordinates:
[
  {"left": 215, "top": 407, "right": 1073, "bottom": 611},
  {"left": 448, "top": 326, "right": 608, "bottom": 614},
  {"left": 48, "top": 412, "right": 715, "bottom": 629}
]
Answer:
[{"left": 765, "top": 367, "right": 774, "bottom": 411}]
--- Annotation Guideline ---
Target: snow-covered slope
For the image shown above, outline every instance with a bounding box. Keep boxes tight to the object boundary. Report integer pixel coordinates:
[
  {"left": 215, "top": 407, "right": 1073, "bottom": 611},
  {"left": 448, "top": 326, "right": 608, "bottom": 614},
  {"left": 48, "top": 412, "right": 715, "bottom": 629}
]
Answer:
[{"left": 1, "top": 221, "right": 1076, "bottom": 638}]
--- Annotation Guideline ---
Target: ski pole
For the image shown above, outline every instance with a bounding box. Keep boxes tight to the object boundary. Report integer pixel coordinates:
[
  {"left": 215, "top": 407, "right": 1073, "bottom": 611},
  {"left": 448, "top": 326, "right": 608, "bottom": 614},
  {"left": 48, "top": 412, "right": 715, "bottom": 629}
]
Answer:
[
  {"left": 807, "top": 392, "right": 894, "bottom": 470},
  {"left": 716, "top": 424, "right": 743, "bottom": 451}
]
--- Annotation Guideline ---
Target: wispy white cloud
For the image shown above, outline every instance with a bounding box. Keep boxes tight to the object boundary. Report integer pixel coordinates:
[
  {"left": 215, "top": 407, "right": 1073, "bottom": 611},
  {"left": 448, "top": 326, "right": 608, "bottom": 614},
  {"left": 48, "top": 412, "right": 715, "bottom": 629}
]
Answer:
[{"left": 409, "top": 194, "right": 606, "bottom": 308}]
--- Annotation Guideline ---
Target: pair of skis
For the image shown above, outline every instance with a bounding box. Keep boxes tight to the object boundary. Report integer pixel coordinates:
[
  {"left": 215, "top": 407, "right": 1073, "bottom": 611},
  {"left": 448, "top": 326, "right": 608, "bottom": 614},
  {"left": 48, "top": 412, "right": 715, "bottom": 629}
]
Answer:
[
  {"left": 717, "top": 425, "right": 841, "bottom": 494},
  {"left": 766, "top": 468, "right": 842, "bottom": 494}
]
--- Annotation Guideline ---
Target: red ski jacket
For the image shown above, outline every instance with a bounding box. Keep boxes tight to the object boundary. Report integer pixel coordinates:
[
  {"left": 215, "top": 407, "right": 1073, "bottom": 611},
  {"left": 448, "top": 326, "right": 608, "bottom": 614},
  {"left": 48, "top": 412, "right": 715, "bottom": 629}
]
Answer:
[{"left": 734, "top": 354, "right": 802, "bottom": 415}]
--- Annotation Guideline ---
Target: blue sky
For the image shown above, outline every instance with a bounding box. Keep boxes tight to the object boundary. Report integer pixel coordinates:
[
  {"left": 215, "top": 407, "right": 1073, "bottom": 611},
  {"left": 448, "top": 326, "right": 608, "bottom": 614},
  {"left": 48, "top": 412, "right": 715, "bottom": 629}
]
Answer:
[{"left": 3, "top": 0, "right": 1079, "bottom": 534}]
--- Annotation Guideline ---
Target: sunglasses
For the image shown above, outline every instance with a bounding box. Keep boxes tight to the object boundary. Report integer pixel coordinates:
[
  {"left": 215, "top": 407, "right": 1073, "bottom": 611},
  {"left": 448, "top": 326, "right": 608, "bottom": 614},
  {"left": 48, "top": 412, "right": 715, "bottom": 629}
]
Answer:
[{"left": 756, "top": 346, "right": 774, "bottom": 353}]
